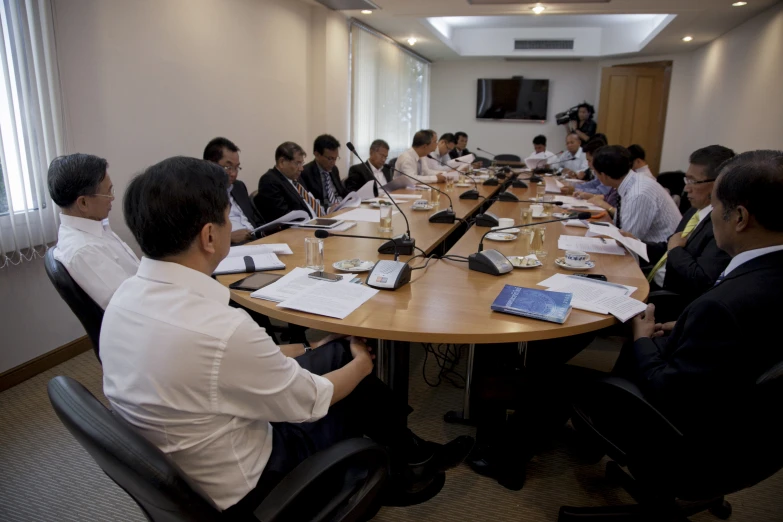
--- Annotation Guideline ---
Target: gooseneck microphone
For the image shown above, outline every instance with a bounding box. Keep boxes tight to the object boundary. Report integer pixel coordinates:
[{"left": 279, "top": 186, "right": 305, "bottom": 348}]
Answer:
[
  {"left": 468, "top": 212, "right": 592, "bottom": 275},
  {"left": 476, "top": 147, "right": 496, "bottom": 157},
  {"left": 384, "top": 163, "right": 457, "bottom": 224},
  {"left": 428, "top": 154, "right": 481, "bottom": 200},
  {"left": 345, "top": 142, "right": 415, "bottom": 255}
]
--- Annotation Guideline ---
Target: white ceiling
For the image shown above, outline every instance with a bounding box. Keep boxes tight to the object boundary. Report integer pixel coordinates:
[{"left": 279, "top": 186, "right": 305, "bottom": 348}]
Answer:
[{"left": 335, "top": 0, "right": 782, "bottom": 61}]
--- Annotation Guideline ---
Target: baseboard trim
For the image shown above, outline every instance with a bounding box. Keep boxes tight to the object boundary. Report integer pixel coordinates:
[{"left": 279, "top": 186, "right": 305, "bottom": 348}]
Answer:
[{"left": 0, "top": 336, "right": 93, "bottom": 393}]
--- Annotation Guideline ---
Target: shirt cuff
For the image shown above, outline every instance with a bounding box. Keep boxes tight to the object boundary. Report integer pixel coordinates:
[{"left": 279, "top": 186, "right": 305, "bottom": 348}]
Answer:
[{"left": 308, "top": 372, "right": 334, "bottom": 421}]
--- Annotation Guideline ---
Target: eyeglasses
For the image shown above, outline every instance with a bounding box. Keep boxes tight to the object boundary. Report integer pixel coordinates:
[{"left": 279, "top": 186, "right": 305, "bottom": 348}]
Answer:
[
  {"left": 87, "top": 186, "right": 115, "bottom": 198},
  {"left": 683, "top": 177, "right": 714, "bottom": 185},
  {"left": 222, "top": 165, "right": 242, "bottom": 173}
]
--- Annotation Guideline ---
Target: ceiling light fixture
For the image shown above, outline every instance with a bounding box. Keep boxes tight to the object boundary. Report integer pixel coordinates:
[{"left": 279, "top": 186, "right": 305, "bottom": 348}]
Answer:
[
  {"left": 360, "top": 9, "right": 373, "bottom": 14},
  {"left": 682, "top": 35, "right": 694, "bottom": 42},
  {"left": 531, "top": 4, "right": 546, "bottom": 15},
  {"left": 407, "top": 37, "right": 418, "bottom": 46},
  {"left": 732, "top": 2, "right": 748, "bottom": 6}
]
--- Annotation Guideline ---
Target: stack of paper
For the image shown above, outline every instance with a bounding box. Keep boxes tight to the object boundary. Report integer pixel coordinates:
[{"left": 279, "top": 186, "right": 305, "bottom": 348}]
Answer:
[
  {"left": 557, "top": 235, "right": 626, "bottom": 256},
  {"left": 587, "top": 223, "right": 649, "bottom": 261},
  {"left": 542, "top": 275, "right": 646, "bottom": 322},
  {"left": 545, "top": 178, "right": 563, "bottom": 194},
  {"left": 228, "top": 244, "right": 293, "bottom": 256},
  {"left": 554, "top": 195, "right": 605, "bottom": 211},
  {"left": 254, "top": 210, "right": 309, "bottom": 233},
  {"left": 336, "top": 208, "right": 399, "bottom": 223},
  {"left": 214, "top": 253, "right": 285, "bottom": 275}
]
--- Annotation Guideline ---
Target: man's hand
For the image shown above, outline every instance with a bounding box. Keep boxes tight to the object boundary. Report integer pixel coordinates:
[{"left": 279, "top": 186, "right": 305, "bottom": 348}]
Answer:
[
  {"left": 279, "top": 344, "right": 306, "bottom": 358},
  {"left": 651, "top": 321, "right": 677, "bottom": 338},
  {"left": 310, "top": 333, "right": 347, "bottom": 349},
  {"left": 632, "top": 304, "right": 658, "bottom": 341},
  {"left": 576, "top": 170, "right": 587, "bottom": 180},
  {"left": 436, "top": 173, "right": 447, "bottom": 183},
  {"left": 560, "top": 186, "right": 575, "bottom": 195},
  {"left": 587, "top": 195, "right": 611, "bottom": 210},
  {"left": 562, "top": 168, "right": 575, "bottom": 178},
  {"left": 349, "top": 337, "right": 375, "bottom": 375},
  {"left": 231, "top": 229, "right": 253, "bottom": 244},
  {"left": 667, "top": 233, "right": 688, "bottom": 251}
]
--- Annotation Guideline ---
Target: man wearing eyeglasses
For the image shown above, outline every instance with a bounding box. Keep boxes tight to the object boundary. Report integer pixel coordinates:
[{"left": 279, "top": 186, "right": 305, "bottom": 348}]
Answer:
[
  {"left": 299, "top": 134, "right": 349, "bottom": 210},
  {"left": 204, "top": 137, "right": 266, "bottom": 245},
  {"left": 48, "top": 153, "right": 140, "bottom": 309},
  {"left": 643, "top": 145, "right": 735, "bottom": 321}
]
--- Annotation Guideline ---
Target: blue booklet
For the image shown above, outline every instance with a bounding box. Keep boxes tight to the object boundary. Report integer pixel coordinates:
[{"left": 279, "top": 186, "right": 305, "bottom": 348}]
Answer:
[{"left": 491, "top": 284, "right": 573, "bottom": 324}]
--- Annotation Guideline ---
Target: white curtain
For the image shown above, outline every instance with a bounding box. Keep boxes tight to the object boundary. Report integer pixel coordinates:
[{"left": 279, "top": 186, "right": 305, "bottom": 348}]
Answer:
[
  {"left": 0, "top": 0, "right": 63, "bottom": 268},
  {"left": 350, "top": 22, "right": 430, "bottom": 163}
]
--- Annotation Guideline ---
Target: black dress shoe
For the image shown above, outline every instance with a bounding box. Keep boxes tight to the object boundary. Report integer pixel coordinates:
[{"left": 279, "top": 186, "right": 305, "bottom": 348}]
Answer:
[
  {"left": 467, "top": 443, "right": 526, "bottom": 491},
  {"left": 381, "top": 471, "right": 446, "bottom": 507},
  {"left": 407, "top": 432, "right": 475, "bottom": 471}
]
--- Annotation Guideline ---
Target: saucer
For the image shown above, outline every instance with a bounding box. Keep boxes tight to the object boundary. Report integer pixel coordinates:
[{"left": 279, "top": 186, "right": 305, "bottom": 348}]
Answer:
[
  {"left": 412, "top": 204, "right": 434, "bottom": 211},
  {"left": 507, "top": 255, "right": 542, "bottom": 268},
  {"left": 491, "top": 227, "right": 520, "bottom": 234},
  {"left": 486, "top": 233, "right": 517, "bottom": 242},
  {"left": 333, "top": 259, "right": 375, "bottom": 272},
  {"left": 455, "top": 183, "right": 472, "bottom": 187},
  {"left": 555, "top": 257, "right": 595, "bottom": 271}
]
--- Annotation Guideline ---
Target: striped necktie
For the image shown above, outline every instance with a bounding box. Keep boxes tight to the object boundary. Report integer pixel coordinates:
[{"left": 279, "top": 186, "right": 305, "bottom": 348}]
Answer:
[
  {"left": 322, "top": 170, "right": 337, "bottom": 206},
  {"left": 615, "top": 194, "right": 622, "bottom": 229},
  {"left": 647, "top": 211, "right": 702, "bottom": 282},
  {"left": 714, "top": 272, "right": 726, "bottom": 286},
  {"left": 294, "top": 181, "right": 325, "bottom": 217}
]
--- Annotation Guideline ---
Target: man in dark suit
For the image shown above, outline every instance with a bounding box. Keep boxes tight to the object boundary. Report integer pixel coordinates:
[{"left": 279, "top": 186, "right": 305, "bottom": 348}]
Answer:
[
  {"left": 448, "top": 131, "right": 471, "bottom": 159},
  {"left": 628, "top": 149, "right": 783, "bottom": 434},
  {"left": 644, "top": 145, "right": 735, "bottom": 320},
  {"left": 344, "top": 139, "right": 392, "bottom": 194},
  {"left": 255, "top": 142, "right": 324, "bottom": 223},
  {"left": 299, "top": 134, "right": 349, "bottom": 210},
  {"left": 204, "top": 137, "right": 267, "bottom": 244}
]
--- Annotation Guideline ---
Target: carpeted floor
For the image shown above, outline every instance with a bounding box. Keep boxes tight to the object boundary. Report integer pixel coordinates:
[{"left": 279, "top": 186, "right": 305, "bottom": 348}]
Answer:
[{"left": 1, "top": 339, "right": 781, "bottom": 521}]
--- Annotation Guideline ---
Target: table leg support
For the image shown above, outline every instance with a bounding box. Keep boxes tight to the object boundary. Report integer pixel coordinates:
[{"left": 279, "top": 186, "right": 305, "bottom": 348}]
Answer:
[
  {"left": 375, "top": 340, "right": 389, "bottom": 384},
  {"left": 444, "top": 343, "right": 477, "bottom": 425}
]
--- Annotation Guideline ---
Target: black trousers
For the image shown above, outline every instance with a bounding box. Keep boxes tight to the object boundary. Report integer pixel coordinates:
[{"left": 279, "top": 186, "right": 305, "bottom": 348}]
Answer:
[{"left": 224, "top": 340, "right": 411, "bottom": 518}]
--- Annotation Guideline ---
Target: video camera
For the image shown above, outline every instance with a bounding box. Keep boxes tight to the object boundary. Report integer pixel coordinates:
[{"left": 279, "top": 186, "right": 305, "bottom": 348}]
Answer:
[{"left": 555, "top": 105, "right": 580, "bottom": 126}]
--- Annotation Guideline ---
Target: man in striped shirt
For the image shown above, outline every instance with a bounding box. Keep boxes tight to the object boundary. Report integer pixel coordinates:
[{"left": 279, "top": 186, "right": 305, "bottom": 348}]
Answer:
[{"left": 592, "top": 145, "right": 681, "bottom": 243}]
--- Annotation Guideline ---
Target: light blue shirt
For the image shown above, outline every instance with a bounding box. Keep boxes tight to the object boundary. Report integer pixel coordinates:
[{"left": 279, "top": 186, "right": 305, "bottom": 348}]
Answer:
[{"left": 577, "top": 176, "right": 611, "bottom": 196}]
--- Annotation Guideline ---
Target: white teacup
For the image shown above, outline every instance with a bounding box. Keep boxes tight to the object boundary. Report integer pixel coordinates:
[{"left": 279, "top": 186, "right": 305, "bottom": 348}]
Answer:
[
  {"left": 565, "top": 250, "right": 591, "bottom": 267},
  {"left": 530, "top": 204, "right": 544, "bottom": 216},
  {"left": 498, "top": 217, "right": 515, "bottom": 229}
]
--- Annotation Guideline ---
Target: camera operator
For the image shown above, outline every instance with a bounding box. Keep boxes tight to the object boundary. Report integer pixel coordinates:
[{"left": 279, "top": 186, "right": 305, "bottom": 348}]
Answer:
[{"left": 562, "top": 102, "right": 597, "bottom": 145}]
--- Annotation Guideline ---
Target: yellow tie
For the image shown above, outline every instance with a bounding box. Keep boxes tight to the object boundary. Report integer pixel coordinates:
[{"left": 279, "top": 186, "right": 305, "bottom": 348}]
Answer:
[{"left": 647, "top": 211, "right": 702, "bottom": 282}]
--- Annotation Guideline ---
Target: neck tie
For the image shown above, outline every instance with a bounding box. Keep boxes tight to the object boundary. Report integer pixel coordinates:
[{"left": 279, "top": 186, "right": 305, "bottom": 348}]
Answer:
[
  {"left": 647, "top": 211, "right": 702, "bottom": 282},
  {"left": 322, "top": 171, "right": 337, "bottom": 206},
  {"left": 294, "top": 181, "right": 325, "bottom": 218},
  {"left": 615, "top": 194, "right": 622, "bottom": 229},
  {"left": 714, "top": 272, "right": 726, "bottom": 286},
  {"left": 417, "top": 159, "right": 422, "bottom": 177}
]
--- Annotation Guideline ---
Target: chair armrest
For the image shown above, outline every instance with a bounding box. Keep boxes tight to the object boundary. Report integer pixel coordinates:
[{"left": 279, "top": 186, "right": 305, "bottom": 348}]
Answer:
[{"left": 253, "top": 438, "right": 388, "bottom": 522}]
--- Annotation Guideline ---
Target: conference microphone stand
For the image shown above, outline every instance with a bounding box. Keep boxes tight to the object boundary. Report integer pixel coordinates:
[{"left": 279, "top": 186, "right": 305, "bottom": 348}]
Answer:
[{"left": 428, "top": 154, "right": 481, "bottom": 200}]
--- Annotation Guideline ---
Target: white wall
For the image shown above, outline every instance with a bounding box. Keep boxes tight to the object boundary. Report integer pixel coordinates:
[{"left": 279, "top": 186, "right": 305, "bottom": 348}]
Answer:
[
  {"left": 0, "top": 0, "right": 349, "bottom": 374},
  {"left": 430, "top": 59, "right": 599, "bottom": 159}
]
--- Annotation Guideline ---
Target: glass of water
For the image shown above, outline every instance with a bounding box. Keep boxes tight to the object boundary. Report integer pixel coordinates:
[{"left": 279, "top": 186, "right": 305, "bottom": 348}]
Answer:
[
  {"left": 531, "top": 226, "right": 547, "bottom": 260},
  {"left": 429, "top": 188, "right": 440, "bottom": 209},
  {"left": 379, "top": 204, "right": 393, "bottom": 233},
  {"left": 536, "top": 182, "right": 546, "bottom": 201},
  {"left": 520, "top": 208, "right": 532, "bottom": 226},
  {"left": 445, "top": 175, "right": 454, "bottom": 192},
  {"left": 304, "top": 237, "right": 324, "bottom": 270}
]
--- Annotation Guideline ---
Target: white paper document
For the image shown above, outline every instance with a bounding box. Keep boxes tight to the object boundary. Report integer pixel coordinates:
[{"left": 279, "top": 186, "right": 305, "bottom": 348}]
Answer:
[
  {"left": 251, "top": 267, "right": 345, "bottom": 303},
  {"left": 537, "top": 273, "right": 637, "bottom": 295},
  {"left": 546, "top": 275, "right": 646, "bottom": 322},
  {"left": 228, "top": 244, "right": 293, "bottom": 256},
  {"left": 336, "top": 208, "right": 399, "bottom": 223},
  {"left": 558, "top": 235, "right": 627, "bottom": 256},
  {"left": 554, "top": 196, "right": 604, "bottom": 211},
  {"left": 278, "top": 282, "right": 379, "bottom": 320},
  {"left": 356, "top": 180, "right": 377, "bottom": 200},
  {"left": 329, "top": 191, "right": 363, "bottom": 212},
  {"left": 564, "top": 219, "right": 589, "bottom": 228},
  {"left": 587, "top": 223, "right": 649, "bottom": 261},
  {"left": 253, "top": 210, "right": 309, "bottom": 234},
  {"left": 447, "top": 154, "right": 475, "bottom": 169},
  {"left": 545, "top": 178, "right": 563, "bottom": 194},
  {"left": 214, "top": 253, "right": 285, "bottom": 275}
]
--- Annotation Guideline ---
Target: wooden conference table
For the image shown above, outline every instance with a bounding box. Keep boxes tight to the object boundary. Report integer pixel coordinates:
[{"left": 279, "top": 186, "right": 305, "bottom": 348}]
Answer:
[{"left": 218, "top": 176, "right": 650, "bottom": 417}]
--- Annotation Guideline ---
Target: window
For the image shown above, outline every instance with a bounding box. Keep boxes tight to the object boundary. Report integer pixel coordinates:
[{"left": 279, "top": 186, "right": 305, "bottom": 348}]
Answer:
[
  {"left": 0, "top": 0, "right": 63, "bottom": 266},
  {"left": 350, "top": 21, "right": 430, "bottom": 162}
]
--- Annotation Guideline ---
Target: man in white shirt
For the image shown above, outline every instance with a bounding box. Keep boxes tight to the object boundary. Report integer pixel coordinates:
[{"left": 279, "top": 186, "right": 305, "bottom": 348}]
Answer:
[
  {"left": 395, "top": 130, "right": 447, "bottom": 184},
  {"left": 592, "top": 145, "right": 681, "bottom": 243},
  {"left": 525, "top": 134, "right": 557, "bottom": 168},
  {"left": 426, "top": 132, "right": 456, "bottom": 171},
  {"left": 47, "top": 153, "right": 139, "bottom": 309},
  {"left": 557, "top": 133, "right": 589, "bottom": 178},
  {"left": 628, "top": 144, "right": 655, "bottom": 179},
  {"left": 344, "top": 139, "right": 393, "bottom": 193},
  {"left": 102, "top": 157, "right": 473, "bottom": 515}
]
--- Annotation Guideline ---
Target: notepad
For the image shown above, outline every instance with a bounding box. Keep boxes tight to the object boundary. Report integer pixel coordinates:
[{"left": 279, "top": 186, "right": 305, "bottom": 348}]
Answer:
[
  {"left": 228, "top": 244, "right": 293, "bottom": 256},
  {"left": 213, "top": 253, "right": 285, "bottom": 275}
]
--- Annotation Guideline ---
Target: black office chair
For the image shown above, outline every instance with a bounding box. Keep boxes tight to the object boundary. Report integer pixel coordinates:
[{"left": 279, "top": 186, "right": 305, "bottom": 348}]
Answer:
[
  {"left": 48, "top": 375, "right": 389, "bottom": 522},
  {"left": 493, "top": 154, "right": 521, "bottom": 163},
  {"left": 387, "top": 157, "right": 398, "bottom": 171},
  {"left": 559, "top": 367, "right": 783, "bottom": 521},
  {"left": 646, "top": 289, "right": 690, "bottom": 323},
  {"left": 656, "top": 171, "right": 690, "bottom": 214},
  {"left": 475, "top": 156, "right": 492, "bottom": 168},
  {"left": 44, "top": 248, "right": 104, "bottom": 362}
]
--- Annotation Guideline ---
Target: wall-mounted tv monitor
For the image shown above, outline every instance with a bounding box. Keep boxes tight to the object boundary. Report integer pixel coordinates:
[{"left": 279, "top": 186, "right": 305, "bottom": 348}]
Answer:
[{"left": 476, "top": 78, "right": 549, "bottom": 122}]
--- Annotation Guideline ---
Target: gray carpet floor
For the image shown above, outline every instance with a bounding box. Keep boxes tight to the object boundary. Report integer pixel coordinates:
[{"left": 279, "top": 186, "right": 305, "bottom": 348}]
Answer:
[{"left": 1, "top": 339, "right": 782, "bottom": 521}]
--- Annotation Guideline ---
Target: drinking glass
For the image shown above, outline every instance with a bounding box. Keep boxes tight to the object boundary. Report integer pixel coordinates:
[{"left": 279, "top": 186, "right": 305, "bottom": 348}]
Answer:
[
  {"left": 429, "top": 188, "right": 440, "bottom": 209},
  {"left": 520, "top": 208, "right": 533, "bottom": 226},
  {"left": 304, "top": 237, "right": 324, "bottom": 270},
  {"left": 531, "top": 226, "right": 547, "bottom": 260},
  {"left": 536, "top": 182, "right": 546, "bottom": 201},
  {"left": 445, "top": 175, "right": 454, "bottom": 192},
  {"left": 379, "top": 204, "right": 393, "bottom": 233}
]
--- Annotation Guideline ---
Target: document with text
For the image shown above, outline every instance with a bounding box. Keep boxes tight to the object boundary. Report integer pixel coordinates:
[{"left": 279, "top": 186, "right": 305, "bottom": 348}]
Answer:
[
  {"left": 545, "top": 275, "right": 646, "bottom": 322},
  {"left": 336, "top": 208, "right": 399, "bottom": 223},
  {"left": 278, "top": 282, "right": 379, "bottom": 320},
  {"left": 557, "top": 235, "right": 627, "bottom": 256},
  {"left": 251, "top": 267, "right": 347, "bottom": 303},
  {"left": 587, "top": 223, "right": 649, "bottom": 261}
]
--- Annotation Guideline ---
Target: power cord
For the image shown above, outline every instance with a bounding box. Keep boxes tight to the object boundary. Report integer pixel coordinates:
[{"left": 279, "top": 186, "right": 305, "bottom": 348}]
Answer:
[{"left": 422, "top": 343, "right": 466, "bottom": 388}]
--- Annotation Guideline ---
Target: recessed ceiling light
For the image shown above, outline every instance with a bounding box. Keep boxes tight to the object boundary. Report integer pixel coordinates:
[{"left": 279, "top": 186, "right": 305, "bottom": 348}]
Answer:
[
  {"left": 732, "top": 2, "right": 748, "bottom": 6},
  {"left": 682, "top": 35, "right": 694, "bottom": 42},
  {"left": 407, "top": 37, "right": 418, "bottom": 46},
  {"left": 360, "top": 9, "right": 373, "bottom": 14},
  {"left": 531, "top": 4, "right": 546, "bottom": 15}
]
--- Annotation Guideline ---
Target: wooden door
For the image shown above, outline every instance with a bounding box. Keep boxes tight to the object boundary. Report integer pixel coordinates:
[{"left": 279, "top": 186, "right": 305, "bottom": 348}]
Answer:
[{"left": 597, "top": 64, "right": 671, "bottom": 176}]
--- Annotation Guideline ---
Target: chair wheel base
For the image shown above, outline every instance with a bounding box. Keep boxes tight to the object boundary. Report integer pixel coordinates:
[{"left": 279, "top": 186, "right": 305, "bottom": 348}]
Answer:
[{"left": 709, "top": 500, "right": 732, "bottom": 520}]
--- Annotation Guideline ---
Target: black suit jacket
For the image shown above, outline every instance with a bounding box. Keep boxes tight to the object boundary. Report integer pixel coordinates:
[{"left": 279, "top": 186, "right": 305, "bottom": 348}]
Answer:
[
  {"left": 230, "top": 180, "right": 265, "bottom": 230},
  {"left": 299, "top": 161, "right": 348, "bottom": 209},
  {"left": 627, "top": 250, "right": 783, "bottom": 434},
  {"left": 646, "top": 208, "right": 731, "bottom": 298},
  {"left": 448, "top": 148, "right": 471, "bottom": 160},
  {"left": 344, "top": 162, "right": 393, "bottom": 194},
  {"left": 255, "top": 168, "right": 313, "bottom": 223}
]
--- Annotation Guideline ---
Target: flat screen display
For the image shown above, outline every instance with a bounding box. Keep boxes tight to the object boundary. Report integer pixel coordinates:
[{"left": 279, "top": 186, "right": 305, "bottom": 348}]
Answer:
[{"left": 476, "top": 78, "right": 549, "bottom": 122}]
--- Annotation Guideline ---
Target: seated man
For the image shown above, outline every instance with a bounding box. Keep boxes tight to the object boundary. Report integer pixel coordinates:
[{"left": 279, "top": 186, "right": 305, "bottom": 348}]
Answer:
[
  {"left": 628, "top": 144, "right": 655, "bottom": 179},
  {"left": 395, "top": 130, "right": 447, "bottom": 184},
  {"left": 645, "top": 145, "right": 735, "bottom": 319},
  {"left": 592, "top": 145, "right": 681, "bottom": 243},
  {"left": 299, "top": 134, "right": 349, "bottom": 210},
  {"left": 524, "top": 134, "right": 557, "bottom": 167},
  {"left": 345, "top": 139, "right": 392, "bottom": 193},
  {"left": 255, "top": 142, "right": 325, "bottom": 222},
  {"left": 204, "top": 137, "right": 267, "bottom": 244},
  {"left": 557, "top": 133, "right": 589, "bottom": 178},
  {"left": 47, "top": 153, "right": 139, "bottom": 309},
  {"left": 102, "top": 156, "right": 473, "bottom": 515},
  {"left": 568, "top": 138, "right": 613, "bottom": 201},
  {"left": 448, "top": 131, "right": 471, "bottom": 159},
  {"left": 426, "top": 132, "right": 459, "bottom": 172}
]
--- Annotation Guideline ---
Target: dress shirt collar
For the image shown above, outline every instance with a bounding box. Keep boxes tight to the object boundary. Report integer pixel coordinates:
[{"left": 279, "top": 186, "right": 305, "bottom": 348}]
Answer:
[
  {"left": 722, "top": 245, "right": 783, "bottom": 277},
  {"left": 369, "top": 161, "right": 383, "bottom": 174},
  {"left": 228, "top": 184, "right": 234, "bottom": 194},
  {"left": 59, "top": 214, "right": 106, "bottom": 237},
  {"left": 698, "top": 204, "right": 713, "bottom": 223},
  {"left": 136, "top": 257, "right": 230, "bottom": 304},
  {"left": 617, "top": 170, "right": 637, "bottom": 197},
  {"left": 635, "top": 164, "right": 652, "bottom": 177}
]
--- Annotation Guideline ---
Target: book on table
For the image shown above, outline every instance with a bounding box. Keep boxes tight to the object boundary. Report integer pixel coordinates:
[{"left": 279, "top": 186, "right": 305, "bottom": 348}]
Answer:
[{"left": 491, "top": 284, "right": 573, "bottom": 324}]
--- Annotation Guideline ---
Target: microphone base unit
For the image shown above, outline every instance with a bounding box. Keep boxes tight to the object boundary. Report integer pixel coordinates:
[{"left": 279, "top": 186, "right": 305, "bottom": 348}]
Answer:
[
  {"left": 512, "top": 179, "right": 529, "bottom": 188},
  {"left": 366, "top": 260, "right": 412, "bottom": 290},
  {"left": 428, "top": 208, "right": 457, "bottom": 224},
  {"left": 468, "top": 250, "right": 514, "bottom": 275},
  {"left": 498, "top": 191, "right": 520, "bottom": 202},
  {"left": 475, "top": 212, "right": 500, "bottom": 227},
  {"left": 377, "top": 235, "right": 415, "bottom": 256},
  {"left": 483, "top": 178, "right": 499, "bottom": 186},
  {"left": 459, "top": 189, "right": 480, "bottom": 200}
]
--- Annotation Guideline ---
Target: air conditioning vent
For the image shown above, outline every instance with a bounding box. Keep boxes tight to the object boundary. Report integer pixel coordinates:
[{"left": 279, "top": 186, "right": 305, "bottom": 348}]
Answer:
[{"left": 514, "top": 40, "right": 574, "bottom": 50}]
